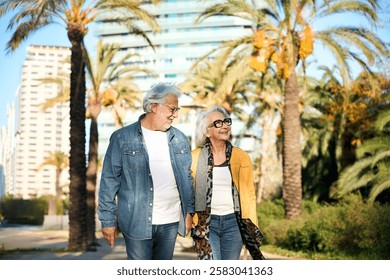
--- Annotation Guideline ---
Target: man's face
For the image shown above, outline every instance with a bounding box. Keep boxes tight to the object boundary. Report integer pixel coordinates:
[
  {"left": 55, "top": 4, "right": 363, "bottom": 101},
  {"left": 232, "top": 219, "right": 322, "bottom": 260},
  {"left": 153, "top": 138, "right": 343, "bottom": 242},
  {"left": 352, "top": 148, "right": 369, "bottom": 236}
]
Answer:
[{"left": 152, "top": 94, "right": 180, "bottom": 131}]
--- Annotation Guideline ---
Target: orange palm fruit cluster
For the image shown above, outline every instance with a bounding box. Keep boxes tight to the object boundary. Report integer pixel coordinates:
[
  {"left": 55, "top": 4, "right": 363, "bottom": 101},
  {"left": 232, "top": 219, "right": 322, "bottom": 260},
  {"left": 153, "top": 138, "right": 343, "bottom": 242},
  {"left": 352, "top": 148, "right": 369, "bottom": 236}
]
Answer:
[
  {"left": 102, "top": 88, "right": 117, "bottom": 106},
  {"left": 299, "top": 26, "right": 314, "bottom": 59}
]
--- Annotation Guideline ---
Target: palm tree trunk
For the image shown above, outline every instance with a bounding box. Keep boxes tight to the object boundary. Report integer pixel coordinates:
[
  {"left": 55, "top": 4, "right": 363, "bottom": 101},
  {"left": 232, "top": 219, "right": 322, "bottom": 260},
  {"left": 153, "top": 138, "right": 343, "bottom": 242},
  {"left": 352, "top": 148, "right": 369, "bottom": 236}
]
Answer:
[
  {"left": 340, "top": 124, "right": 356, "bottom": 171},
  {"left": 55, "top": 167, "right": 62, "bottom": 198},
  {"left": 282, "top": 71, "right": 302, "bottom": 219},
  {"left": 327, "top": 115, "right": 342, "bottom": 195},
  {"left": 256, "top": 113, "right": 271, "bottom": 204},
  {"left": 67, "top": 25, "right": 88, "bottom": 251},
  {"left": 86, "top": 115, "right": 99, "bottom": 246},
  {"left": 48, "top": 167, "right": 61, "bottom": 216}
]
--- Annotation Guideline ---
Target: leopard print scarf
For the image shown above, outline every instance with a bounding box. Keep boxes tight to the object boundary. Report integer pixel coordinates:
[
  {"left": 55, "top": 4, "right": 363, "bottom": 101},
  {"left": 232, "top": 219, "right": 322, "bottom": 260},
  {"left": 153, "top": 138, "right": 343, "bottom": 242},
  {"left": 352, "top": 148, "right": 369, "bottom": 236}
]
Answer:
[{"left": 191, "top": 138, "right": 216, "bottom": 260}]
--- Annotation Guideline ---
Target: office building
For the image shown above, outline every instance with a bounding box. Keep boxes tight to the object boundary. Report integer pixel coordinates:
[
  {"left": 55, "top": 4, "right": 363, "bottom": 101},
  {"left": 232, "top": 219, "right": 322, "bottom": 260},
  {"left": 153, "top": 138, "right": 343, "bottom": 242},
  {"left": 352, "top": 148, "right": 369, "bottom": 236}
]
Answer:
[
  {"left": 0, "top": 126, "right": 6, "bottom": 198},
  {"left": 12, "top": 45, "right": 70, "bottom": 199},
  {"left": 0, "top": 105, "right": 16, "bottom": 199}
]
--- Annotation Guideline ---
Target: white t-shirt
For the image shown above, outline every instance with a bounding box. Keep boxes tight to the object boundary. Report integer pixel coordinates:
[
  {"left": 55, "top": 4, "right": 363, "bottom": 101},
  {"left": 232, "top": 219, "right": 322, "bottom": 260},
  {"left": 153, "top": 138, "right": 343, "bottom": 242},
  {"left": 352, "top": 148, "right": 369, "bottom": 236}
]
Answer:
[
  {"left": 142, "top": 126, "right": 181, "bottom": 224},
  {"left": 211, "top": 165, "right": 234, "bottom": 215}
]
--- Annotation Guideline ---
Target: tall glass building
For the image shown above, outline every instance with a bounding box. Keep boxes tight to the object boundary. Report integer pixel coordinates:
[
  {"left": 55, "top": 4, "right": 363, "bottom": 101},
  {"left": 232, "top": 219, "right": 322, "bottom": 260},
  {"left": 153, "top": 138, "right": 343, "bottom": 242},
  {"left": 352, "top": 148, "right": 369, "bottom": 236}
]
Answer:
[{"left": 94, "top": 0, "right": 251, "bottom": 90}]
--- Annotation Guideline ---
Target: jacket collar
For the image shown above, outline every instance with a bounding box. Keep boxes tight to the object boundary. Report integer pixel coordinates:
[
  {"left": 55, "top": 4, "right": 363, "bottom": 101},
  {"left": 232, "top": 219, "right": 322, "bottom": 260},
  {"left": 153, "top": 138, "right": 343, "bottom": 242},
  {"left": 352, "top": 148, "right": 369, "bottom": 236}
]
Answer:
[{"left": 136, "top": 113, "right": 175, "bottom": 140}]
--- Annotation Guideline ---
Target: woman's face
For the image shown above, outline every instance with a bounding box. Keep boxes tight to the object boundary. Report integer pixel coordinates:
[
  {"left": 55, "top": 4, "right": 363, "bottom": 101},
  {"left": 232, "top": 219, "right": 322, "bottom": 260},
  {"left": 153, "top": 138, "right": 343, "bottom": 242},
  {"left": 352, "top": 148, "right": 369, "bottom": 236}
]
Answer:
[{"left": 207, "top": 111, "right": 231, "bottom": 143}]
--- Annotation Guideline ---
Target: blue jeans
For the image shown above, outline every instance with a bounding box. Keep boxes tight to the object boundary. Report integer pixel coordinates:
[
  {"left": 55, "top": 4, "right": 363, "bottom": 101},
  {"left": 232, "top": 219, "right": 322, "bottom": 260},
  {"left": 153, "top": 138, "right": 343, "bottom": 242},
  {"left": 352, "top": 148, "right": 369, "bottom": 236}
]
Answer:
[
  {"left": 209, "top": 213, "right": 243, "bottom": 260},
  {"left": 123, "top": 222, "right": 179, "bottom": 260}
]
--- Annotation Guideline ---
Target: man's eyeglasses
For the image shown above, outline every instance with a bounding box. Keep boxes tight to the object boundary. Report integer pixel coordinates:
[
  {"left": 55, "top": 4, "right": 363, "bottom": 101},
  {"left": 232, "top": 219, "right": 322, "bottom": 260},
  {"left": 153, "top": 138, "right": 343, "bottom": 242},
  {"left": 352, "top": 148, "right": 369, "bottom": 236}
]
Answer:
[
  {"left": 161, "top": 103, "right": 181, "bottom": 114},
  {"left": 209, "top": 118, "right": 232, "bottom": 128}
]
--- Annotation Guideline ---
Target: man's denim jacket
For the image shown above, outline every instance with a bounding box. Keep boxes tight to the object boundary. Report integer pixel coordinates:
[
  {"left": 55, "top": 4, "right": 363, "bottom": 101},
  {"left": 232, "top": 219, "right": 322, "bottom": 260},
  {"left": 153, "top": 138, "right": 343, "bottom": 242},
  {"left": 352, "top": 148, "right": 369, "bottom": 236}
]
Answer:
[{"left": 98, "top": 114, "right": 195, "bottom": 239}]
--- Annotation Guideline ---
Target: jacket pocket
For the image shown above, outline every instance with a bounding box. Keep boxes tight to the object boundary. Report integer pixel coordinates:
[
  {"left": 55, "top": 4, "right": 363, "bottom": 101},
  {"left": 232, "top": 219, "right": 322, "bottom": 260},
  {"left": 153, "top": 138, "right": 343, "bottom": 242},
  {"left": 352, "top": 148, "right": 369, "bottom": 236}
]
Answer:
[{"left": 124, "top": 149, "right": 145, "bottom": 170}]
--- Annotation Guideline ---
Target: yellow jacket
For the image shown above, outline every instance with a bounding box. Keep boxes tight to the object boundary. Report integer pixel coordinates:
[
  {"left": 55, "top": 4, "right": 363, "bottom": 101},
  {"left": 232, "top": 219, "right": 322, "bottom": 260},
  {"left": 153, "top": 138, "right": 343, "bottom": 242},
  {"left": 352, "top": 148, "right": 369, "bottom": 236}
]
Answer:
[{"left": 191, "top": 146, "right": 258, "bottom": 226}]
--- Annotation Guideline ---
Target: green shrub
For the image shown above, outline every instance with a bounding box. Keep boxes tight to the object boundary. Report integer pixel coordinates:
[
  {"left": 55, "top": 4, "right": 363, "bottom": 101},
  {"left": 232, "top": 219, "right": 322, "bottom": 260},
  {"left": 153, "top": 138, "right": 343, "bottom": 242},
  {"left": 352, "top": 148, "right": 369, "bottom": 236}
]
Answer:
[
  {"left": 40, "top": 195, "right": 66, "bottom": 215},
  {"left": 281, "top": 206, "right": 339, "bottom": 253},
  {"left": 257, "top": 199, "right": 286, "bottom": 245},
  {"left": 0, "top": 196, "right": 48, "bottom": 225},
  {"left": 334, "top": 195, "right": 390, "bottom": 258},
  {"left": 257, "top": 194, "right": 390, "bottom": 259},
  {"left": 257, "top": 199, "right": 284, "bottom": 222}
]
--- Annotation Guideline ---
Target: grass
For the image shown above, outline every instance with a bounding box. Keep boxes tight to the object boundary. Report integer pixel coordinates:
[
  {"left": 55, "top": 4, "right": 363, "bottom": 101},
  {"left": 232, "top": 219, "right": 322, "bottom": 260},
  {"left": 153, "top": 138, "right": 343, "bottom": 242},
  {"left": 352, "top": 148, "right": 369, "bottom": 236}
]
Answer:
[
  {"left": 261, "top": 244, "right": 357, "bottom": 260},
  {"left": 0, "top": 247, "right": 70, "bottom": 257}
]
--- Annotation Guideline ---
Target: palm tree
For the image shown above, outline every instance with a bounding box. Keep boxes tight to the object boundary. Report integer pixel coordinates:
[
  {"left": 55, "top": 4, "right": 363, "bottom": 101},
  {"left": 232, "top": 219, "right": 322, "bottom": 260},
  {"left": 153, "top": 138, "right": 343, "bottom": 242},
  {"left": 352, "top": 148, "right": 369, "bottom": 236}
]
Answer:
[
  {"left": 0, "top": 0, "right": 161, "bottom": 250},
  {"left": 300, "top": 72, "right": 338, "bottom": 201},
  {"left": 302, "top": 68, "right": 388, "bottom": 201},
  {"left": 196, "top": 0, "right": 388, "bottom": 218},
  {"left": 181, "top": 49, "right": 284, "bottom": 203},
  {"left": 36, "top": 151, "right": 69, "bottom": 215},
  {"left": 247, "top": 70, "right": 284, "bottom": 203},
  {"left": 180, "top": 48, "right": 253, "bottom": 116},
  {"left": 334, "top": 108, "right": 390, "bottom": 203}
]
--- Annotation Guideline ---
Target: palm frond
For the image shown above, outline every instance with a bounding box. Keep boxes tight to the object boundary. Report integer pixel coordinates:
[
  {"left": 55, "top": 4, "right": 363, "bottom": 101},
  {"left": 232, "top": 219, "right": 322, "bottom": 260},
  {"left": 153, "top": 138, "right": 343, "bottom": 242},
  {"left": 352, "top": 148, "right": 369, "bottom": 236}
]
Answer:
[
  {"left": 315, "top": 31, "right": 351, "bottom": 83},
  {"left": 375, "top": 109, "right": 390, "bottom": 131},
  {"left": 368, "top": 161, "right": 390, "bottom": 202},
  {"left": 356, "top": 137, "right": 390, "bottom": 157},
  {"left": 336, "top": 157, "right": 375, "bottom": 194},
  {"left": 320, "top": 1, "right": 378, "bottom": 22}
]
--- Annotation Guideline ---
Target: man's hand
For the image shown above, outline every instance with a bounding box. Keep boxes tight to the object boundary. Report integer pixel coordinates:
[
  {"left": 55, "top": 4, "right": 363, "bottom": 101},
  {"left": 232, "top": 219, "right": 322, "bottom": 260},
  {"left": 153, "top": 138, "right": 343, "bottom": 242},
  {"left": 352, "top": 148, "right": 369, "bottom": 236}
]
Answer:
[
  {"left": 102, "top": 226, "right": 117, "bottom": 248},
  {"left": 185, "top": 214, "right": 193, "bottom": 236}
]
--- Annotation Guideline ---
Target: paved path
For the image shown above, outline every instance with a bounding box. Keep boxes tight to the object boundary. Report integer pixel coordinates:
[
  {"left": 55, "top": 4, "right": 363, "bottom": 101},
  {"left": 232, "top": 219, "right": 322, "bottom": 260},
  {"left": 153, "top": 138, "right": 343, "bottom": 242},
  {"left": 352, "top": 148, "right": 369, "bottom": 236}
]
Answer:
[{"left": 0, "top": 226, "right": 288, "bottom": 260}]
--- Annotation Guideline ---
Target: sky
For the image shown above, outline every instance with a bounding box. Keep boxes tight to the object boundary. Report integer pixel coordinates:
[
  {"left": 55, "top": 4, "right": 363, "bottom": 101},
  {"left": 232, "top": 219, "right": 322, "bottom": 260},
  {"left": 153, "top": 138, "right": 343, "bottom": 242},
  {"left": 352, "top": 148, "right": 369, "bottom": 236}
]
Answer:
[
  {"left": 0, "top": 4, "right": 389, "bottom": 128},
  {"left": 0, "top": 12, "right": 98, "bottom": 127}
]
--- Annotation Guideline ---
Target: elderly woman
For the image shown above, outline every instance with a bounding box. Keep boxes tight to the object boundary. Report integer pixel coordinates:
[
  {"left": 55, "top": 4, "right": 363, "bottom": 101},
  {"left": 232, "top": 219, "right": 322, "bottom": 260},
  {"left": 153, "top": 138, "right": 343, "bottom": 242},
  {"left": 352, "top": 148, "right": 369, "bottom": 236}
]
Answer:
[{"left": 190, "top": 105, "right": 264, "bottom": 260}]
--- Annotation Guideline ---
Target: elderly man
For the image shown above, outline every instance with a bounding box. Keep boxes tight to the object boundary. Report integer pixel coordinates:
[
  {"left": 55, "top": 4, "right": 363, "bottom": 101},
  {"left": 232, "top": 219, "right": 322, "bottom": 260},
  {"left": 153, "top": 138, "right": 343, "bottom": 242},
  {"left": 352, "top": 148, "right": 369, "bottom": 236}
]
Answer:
[{"left": 98, "top": 82, "right": 194, "bottom": 260}]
